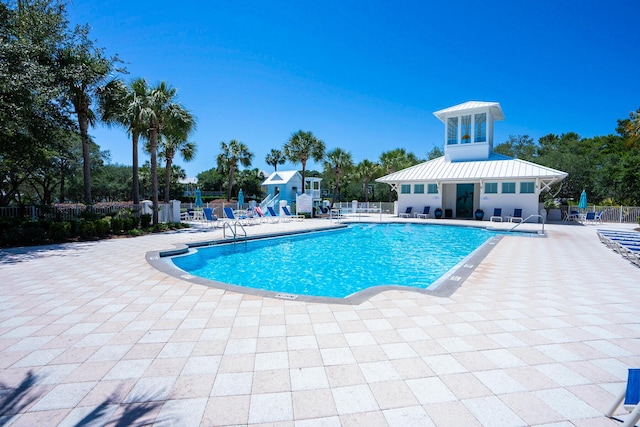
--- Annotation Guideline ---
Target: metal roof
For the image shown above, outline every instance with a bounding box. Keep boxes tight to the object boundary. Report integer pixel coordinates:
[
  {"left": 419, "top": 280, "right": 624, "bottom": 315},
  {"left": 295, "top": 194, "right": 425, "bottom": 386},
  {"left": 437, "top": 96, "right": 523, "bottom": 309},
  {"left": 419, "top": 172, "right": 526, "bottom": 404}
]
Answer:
[
  {"left": 261, "top": 170, "right": 301, "bottom": 185},
  {"left": 376, "top": 154, "right": 567, "bottom": 183},
  {"left": 433, "top": 101, "right": 505, "bottom": 122}
]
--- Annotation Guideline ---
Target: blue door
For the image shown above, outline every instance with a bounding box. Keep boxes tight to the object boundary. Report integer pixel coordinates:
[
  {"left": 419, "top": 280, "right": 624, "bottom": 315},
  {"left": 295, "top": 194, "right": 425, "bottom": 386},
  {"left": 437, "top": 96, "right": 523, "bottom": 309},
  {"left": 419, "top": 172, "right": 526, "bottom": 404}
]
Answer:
[{"left": 456, "top": 184, "right": 474, "bottom": 218}]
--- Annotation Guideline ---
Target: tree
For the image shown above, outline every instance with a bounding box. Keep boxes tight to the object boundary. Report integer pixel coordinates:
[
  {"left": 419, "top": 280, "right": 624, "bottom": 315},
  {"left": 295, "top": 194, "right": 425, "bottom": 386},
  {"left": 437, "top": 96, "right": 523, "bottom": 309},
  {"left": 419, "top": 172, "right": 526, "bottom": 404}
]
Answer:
[
  {"left": 354, "top": 159, "right": 379, "bottom": 203},
  {"left": 196, "top": 167, "right": 226, "bottom": 194},
  {"left": 284, "top": 130, "right": 325, "bottom": 194},
  {"left": 324, "top": 148, "right": 353, "bottom": 204},
  {"left": 97, "top": 77, "right": 149, "bottom": 204},
  {"left": 379, "top": 148, "right": 420, "bottom": 201},
  {"left": 265, "top": 148, "right": 286, "bottom": 171},
  {"left": 159, "top": 134, "right": 196, "bottom": 202},
  {"left": 139, "top": 82, "right": 192, "bottom": 225},
  {"left": 494, "top": 135, "right": 536, "bottom": 160},
  {"left": 0, "top": 0, "right": 75, "bottom": 206},
  {"left": 57, "top": 24, "right": 122, "bottom": 204},
  {"left": 217, "top": 140, "right": 253, "bottom": 201},
  {"left": 427, "top": 146, "right": 444, "bottom": 160},
  {"left": 618, "top": 108, "right": 640, "bottom": 150},
  {"left": 234, "top": 168, "right": 266, "bottom": 200}
]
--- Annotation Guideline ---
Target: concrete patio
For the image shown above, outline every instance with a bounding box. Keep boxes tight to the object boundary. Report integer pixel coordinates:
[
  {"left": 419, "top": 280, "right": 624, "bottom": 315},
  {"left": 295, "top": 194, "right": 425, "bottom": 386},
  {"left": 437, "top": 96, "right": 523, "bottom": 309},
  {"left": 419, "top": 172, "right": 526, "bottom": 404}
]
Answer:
[{"left": 0, "top": 217, "right": 639, "bottom": 426}]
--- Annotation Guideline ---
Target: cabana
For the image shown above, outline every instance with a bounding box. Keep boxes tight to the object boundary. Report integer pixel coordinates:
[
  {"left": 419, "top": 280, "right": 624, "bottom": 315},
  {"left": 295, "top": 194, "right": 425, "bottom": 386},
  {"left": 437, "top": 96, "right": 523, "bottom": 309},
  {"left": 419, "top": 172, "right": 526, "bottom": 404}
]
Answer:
[{"left": 376, "top": 101, "right": 568, "bottom": 221}]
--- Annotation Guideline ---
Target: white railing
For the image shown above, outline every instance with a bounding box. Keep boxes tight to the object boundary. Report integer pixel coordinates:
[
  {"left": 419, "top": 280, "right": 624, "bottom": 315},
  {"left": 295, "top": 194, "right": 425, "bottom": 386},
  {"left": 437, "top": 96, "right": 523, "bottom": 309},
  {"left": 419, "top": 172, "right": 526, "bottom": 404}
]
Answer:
[{"left": 562, "top": 205, "right": 640, "bottom": 224}]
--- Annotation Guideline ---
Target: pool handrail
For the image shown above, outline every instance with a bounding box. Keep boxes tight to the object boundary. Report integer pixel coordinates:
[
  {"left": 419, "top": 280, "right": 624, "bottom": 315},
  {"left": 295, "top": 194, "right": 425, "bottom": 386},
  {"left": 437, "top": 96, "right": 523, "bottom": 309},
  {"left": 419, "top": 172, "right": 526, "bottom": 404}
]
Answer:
[{"left": 509, "top": 214, "right": 545, "bottom": 234}]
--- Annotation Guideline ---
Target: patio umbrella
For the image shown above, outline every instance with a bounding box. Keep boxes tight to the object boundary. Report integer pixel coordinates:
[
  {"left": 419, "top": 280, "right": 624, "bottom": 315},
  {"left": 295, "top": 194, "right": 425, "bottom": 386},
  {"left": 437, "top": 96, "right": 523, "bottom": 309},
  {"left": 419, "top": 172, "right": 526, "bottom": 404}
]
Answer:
[
  {"left": 237, "top": 189, "right": 244, "bottom": 208},
  {"left": 195, "top": 188, "right": 203, "bottom": 207},
  {"left": 578, "top": 189, "right": 587, "bottom": 210}
]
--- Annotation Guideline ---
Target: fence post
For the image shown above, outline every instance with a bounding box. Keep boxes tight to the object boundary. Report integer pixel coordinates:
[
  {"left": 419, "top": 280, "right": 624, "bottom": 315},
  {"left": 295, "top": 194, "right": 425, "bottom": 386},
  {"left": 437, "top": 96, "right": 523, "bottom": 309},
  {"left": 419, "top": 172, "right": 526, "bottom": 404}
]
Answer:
[{"left": 620, "top": 206, "right": 623, "bottom": 223}]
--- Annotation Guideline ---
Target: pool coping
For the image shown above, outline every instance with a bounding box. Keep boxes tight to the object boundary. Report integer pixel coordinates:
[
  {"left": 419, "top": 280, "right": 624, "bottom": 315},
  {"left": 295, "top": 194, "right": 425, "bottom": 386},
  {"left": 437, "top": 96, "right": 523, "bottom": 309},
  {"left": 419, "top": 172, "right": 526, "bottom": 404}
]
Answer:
[{"left": 147, "top": 222, "right": 520, "bottom": 305}]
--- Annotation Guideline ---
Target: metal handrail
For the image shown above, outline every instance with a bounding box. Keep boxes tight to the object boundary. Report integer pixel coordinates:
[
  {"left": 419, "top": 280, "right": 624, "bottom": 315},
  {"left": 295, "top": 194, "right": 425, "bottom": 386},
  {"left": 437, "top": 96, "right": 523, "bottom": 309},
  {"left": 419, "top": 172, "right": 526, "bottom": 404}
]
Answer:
[
  {"left": 509, "top": 214, "right": 545, "bottom": 234},
  {"left": 223, "top": 221, "right": 247, "bottom": 242}
]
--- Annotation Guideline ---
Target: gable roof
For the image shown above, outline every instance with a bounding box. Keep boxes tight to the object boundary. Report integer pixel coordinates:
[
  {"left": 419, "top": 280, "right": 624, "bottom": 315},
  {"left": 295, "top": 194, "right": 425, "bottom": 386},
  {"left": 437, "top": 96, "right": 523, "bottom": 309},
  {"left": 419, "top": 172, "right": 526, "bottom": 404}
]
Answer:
[
  {"left": 433, "top": 101, "right": 505, "bottom": 122},
  {"left": 262, "top": 170, "right": 301, "bottom": 186},
  {"left": 376, "top": 154, "right": 567, "bottom": 184}
]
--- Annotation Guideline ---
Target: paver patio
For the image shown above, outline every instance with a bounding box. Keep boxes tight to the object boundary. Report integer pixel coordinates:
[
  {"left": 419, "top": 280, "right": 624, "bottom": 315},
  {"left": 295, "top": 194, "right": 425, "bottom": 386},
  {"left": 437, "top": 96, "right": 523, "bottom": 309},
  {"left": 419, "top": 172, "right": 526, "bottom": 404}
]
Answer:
[{"left": 0, "top": 217, "right": 639, "bottom": 426}]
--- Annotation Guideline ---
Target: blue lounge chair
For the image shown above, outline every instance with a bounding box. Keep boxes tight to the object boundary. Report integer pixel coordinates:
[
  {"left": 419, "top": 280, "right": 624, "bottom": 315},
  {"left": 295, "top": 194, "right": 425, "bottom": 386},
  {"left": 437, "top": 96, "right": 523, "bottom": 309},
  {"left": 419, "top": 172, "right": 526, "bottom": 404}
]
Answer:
[
  {"left": 266, "top": 206, "right": 281, "bottom": 223},
  {"left": 223, "top": 207, "right": 255, "bottom": 225},
  {"left": 606, "top": 368, "right": 640, "bottom": 426},
  {"left": 254, "top": 206, "right": 273, "bottom": 223},
  {"left": 202, "top": 207, "right": 219, "bottom": 227},
  {"left": 282, "top": 206, "right": 304, "bottom": 221},
  {"left": 509, "top": 208, "right": 523, "bottom": 223},
  {"left": 399, "top": 207, "right": 413, "bottom": 218},
  {"left": 490, "top": 208, "right": 503, "bottom": 222},
  {"left": 416, "top": 206, "right": 430, "bottom": 219}
]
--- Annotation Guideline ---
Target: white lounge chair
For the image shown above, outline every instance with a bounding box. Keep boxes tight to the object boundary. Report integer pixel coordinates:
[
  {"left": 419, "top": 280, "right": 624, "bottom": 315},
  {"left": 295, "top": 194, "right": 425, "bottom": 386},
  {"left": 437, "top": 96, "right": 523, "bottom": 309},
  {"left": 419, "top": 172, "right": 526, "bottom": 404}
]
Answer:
[
  {"left": 606, "top": 368, "right": 640, "bottom": 427},
  {"left": 399, "top": 207, "right": 413, "bottom": 218},
  {"left": 490, "top": 208, "right": 503, "bottom": 222},
  {"left": 509, "top": 208, "right": 523, "bottom": 223},
  {"left": 416, "top": 206, "right": 430, "bottom": 219},
  {"left": 282, "top": 206, "right": 304, "bottom": 221}
]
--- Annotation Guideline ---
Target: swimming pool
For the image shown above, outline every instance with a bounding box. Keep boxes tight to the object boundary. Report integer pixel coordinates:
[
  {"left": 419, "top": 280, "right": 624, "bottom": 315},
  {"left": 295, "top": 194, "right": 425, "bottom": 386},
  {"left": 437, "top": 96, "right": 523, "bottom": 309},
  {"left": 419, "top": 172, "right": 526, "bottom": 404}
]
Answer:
[{"left": 170, "top": 223, "right": 496, "bottom": 299}]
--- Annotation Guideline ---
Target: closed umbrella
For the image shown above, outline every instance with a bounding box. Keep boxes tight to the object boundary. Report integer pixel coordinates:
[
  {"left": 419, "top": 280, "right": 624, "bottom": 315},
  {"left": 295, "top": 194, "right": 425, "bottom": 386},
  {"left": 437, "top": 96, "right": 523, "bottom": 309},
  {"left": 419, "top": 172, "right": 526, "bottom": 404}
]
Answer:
[
  {"left": 237, "top": 189, "right": 244, "bottom": 208},
  {"left": 578, "top": 190, "right": 587, "bottom": 210},
  {"left": 195, "top": 188, "right": 203, "bottom": 208}
]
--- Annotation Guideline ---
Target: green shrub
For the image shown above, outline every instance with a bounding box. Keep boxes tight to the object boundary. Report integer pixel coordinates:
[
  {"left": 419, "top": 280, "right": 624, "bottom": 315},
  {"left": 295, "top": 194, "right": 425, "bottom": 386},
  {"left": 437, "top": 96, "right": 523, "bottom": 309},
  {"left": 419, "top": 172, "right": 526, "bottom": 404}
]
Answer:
[
  {"left": 95, "top": 219, "right": 110, "bottom": 237},
  {"left": 122, "top": 217, "right": 133, "bottom": 231},
  {"left": 154, "top": 223, "right": 169, "bottom": 232},
  {"left": 140, "top": 214, "right": 152, "bottom": 228},
  {"left": 131, "top": 215, "right": 140, "bottom": 228},
  {"left": 111, "top": 217, "right": 124, "bottom": 234},
  {"left": 49, "top": 222, "right": 71, "bottom": 242},
  {"left": 128, "top": 228, "right": 143, "bottom": 237},
  {"left": 80, "top": 221, "right": 96, "bottom": 238}
]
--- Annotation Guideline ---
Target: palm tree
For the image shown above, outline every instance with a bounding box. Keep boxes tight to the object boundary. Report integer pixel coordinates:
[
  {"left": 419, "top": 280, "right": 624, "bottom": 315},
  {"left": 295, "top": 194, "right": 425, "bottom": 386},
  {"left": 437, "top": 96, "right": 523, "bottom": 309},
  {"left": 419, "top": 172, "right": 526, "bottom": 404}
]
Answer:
[
  {"left": 354, "top": 159, "right": 379, "bottom": 203},
  {"left": 97, "top": 78, "right": 148, "bottom": 205},
  {"left": 217, "top": 140, "right": 254, "bottom": 201},
  {"left": 380, "top": 148, "right": 421, "bottom": 201},
  {"left": 265, "top": 148, "right": 286, "bottom": 171},
  {"left": 159, "top": 134, "right": 196, "bottom": 202},
  {"left": 623, "top": 108, "right": 640, "bottom": 149},
  {"left": 324, "top": 148, "right": 353, "bottom": 204},
  {"left": 284, "top": 130, "right": 325, "bottom": 194},
  {"left": 58, "top": 27, "right": 122, "bottom": 204},
  {"left": 139, "top": 81, "right": 193, "bottom": 225}
]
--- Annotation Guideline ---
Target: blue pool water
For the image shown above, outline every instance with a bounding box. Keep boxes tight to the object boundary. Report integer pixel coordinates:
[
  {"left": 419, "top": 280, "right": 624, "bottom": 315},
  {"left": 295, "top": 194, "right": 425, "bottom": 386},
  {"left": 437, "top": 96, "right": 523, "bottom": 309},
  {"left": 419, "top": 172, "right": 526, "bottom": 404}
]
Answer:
[{"left": 171, "top": 223, "right": 495, "bottom": 298}]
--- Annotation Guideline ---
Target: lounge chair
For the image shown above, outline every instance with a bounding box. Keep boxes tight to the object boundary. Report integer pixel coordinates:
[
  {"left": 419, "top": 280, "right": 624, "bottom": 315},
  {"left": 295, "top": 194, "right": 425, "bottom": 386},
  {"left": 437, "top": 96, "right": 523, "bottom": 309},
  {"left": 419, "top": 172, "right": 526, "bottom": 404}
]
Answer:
[
  {"left": 509, "top": 208, "right": 523, "bottom": 223},
  {"left": 399, "top": 207, "right": 413, "bottom": 218},
  {"left": 416, "top": 206, "right": 430, "bottom": 219},
  {"left": 254, "top": 206, "right": 273, "bottom": 223},
  {"left": 564, "top": 210, "right": 580, "bottom": 222},
  {"left": 583, "top": 211, "right": 596, "bottom": 224},
  {"left": 223, "top": 207, "right": 255, "bottom": 225},
  {"left": 606, "top": 368, "right": 640, "bottom": 426},
  {"left": 266, "top": 206, "right": 281, "bottom": 222},
  {"left": 490, "top": 208, "right": 503, "bottom": 222},
  {"left": 202, "top": 207, "right": 219, "bottom": 227},
  {"left": 282, "top": 206, "right": 304, "bottom": 221}
]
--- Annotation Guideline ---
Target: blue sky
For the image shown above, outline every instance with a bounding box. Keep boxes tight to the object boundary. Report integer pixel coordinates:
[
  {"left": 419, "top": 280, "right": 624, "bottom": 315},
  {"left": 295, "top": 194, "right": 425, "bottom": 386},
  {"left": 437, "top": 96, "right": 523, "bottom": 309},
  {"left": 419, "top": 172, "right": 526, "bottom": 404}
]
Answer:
[{"left": 67, "top": 1, "right": 640, "bottom": 178}]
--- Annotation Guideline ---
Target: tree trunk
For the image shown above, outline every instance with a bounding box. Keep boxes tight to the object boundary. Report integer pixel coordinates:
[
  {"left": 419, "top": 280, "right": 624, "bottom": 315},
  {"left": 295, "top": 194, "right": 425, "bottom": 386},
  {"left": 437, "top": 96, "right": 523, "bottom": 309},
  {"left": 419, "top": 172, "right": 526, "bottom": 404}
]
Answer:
[
  {"left": 150, "top": 128, "right": 159, "bottom": 226},
  {"left": 226, "top": 164, "right": 236, "bottom": 201},
  {"left": 78, "top": 110, "right": 92, "bottom": 204},
  {"left": 300, "top": 160, "right": 307, "bottom": 194},
  {"left": 364, "top": 178, "right": 370, "bottom": 203},
  {"left": 132, "top": 131, "right": 140, "bottom": 205},
  {"left": 164, "top": 156, "right": 173, "bottom": 203}
]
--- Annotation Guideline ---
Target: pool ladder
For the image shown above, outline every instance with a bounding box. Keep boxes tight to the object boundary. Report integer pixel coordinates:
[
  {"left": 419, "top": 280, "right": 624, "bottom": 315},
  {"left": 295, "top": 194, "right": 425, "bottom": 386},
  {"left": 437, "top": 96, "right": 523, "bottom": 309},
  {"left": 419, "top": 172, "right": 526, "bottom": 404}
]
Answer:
[
  {"left": 223, "top": 221, "right": 247, "bottom": 243},
  {"left": 509, "top": 214, "right": 545, "bottom": 235}
]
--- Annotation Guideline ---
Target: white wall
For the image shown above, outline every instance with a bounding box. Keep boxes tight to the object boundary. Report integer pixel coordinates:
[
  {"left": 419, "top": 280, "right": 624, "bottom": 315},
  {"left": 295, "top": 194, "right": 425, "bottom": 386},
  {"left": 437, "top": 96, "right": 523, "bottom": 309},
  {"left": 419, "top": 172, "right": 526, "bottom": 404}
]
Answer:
[{"left": 397, "top": 180, "right": 541, "bottom": 221}]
